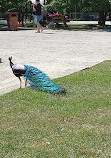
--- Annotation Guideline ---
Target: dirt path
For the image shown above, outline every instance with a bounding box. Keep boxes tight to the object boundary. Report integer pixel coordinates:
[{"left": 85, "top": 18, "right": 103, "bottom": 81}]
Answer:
[{"left": 0, "top": 29, "right": 111, "bottom": 95}]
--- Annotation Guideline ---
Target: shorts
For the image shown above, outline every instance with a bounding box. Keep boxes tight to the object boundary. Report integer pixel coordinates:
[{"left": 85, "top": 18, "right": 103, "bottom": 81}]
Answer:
[{"left": 34, "top": 15, "right": 42, "bottom": 23}]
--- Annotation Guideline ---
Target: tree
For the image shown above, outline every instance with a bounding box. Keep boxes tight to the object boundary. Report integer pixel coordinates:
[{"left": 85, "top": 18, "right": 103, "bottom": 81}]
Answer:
[
  {"left": 43, "top": 0, "right": 78, "bottom": 14},
  {"left": 80, "top": 0, "right": 111, "bottom": 25},
  {"left": 0, "top": 0, "right": 32, "bottom": 25},
  {"left": 43, "top": 0, "right": 67, "bottom": 14}
]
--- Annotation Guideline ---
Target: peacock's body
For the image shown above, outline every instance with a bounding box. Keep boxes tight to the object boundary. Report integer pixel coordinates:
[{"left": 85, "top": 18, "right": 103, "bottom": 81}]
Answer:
[{"left": 9, "top": 57, "right": 66, "bottom": 94}]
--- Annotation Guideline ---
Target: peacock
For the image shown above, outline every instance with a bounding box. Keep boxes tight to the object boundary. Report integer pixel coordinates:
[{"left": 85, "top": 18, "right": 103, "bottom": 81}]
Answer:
[{"left": 9, "top": 57, "right": 66, "bottom": 94}]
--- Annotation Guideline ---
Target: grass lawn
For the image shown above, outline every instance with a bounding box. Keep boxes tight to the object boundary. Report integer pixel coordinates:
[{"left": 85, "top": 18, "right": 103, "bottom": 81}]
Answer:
[
  {"left": 66, "top": 24, "right": 111, "bottom": 30},
  {"left": 1, "top": 23, "right": 111, "bottom": 31},
  {"left": 0, "top": 61, "right": 111, "bottom": 158}
]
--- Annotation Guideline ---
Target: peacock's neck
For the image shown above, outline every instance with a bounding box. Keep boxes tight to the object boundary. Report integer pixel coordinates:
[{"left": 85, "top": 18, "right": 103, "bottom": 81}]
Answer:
[{"left": 10, "top": 61, "right": 14, "bottom": 68}]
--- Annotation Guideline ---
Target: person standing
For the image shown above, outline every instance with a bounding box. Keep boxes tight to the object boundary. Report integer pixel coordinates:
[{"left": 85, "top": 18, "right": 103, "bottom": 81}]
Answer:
[{"left": 33, "top": 0, "right": 44, "bottom": 33}]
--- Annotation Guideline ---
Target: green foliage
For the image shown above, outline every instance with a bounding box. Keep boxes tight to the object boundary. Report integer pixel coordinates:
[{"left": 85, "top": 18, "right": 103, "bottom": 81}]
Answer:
[
  {"left": 78, "top": 0, "right": 111, "bottom": 26},
  {"left": 44, "top": 0, "right": 111, "bottom": 14},
  {"left": 44, "top": 0, "right": 67, "bottom": 14},
  {"left": 0, "top": 61, "right": 111, "bottom": 157},
  {"left": 1, "top": 0, "right": 111, "bottom": 15},
  {"left": 0, "top": 0, "right": 32, "bottom": 23},
  {"left": 44, "top": 0, "right": 78, "bottom": 14},
  {"left": 80, "top": 0, "right": 111, "bottom": 12}
]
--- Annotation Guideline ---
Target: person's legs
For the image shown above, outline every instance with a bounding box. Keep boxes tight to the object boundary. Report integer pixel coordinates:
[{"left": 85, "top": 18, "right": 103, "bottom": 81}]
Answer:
[
  {"left": 34, "top": 15, "right": 40, "bottom": 32},
  {"left": 34, "top": 15, "right": 44, "bottom": 33},
  {"left": 35, "top": 22, "right": 41, "bottom": 32}
]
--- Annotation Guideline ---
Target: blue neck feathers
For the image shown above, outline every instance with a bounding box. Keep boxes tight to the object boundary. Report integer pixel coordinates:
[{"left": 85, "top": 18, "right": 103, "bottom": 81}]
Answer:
[{"left": 9, "top": 61, "right": 14, "bottom": 68}]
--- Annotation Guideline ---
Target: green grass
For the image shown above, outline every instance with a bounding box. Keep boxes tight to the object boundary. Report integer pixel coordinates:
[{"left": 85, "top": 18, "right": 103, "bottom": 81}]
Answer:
[
  {"left": 0, "top": 24, "right": 8, "bottom": 31},
  {"left": 0, "top": 61, "right": 111, "bottom": 158},
  {"left": 57, "top": 23, "right": 111, "bottom": 30}
]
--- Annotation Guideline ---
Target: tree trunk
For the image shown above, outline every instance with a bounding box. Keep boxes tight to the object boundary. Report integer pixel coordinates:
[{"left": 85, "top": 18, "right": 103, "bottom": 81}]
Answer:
[
  {"left": 21, "top": 14, "right": 24, "bottom": 26},
  {"left": 98, "top": 11, "right": 106, "bottom": 26}
]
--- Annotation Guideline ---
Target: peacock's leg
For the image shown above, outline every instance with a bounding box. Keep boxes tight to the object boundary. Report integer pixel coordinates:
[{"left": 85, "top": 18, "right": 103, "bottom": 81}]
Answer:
[
  {"left": 25, "top": 78, "right": 27, "bottom": 87},
  {"left": 19, "top": 77, "right": 22, "bottom": 89}
]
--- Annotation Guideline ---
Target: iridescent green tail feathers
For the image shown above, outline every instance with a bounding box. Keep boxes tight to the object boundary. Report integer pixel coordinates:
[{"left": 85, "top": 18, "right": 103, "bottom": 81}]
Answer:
[{"left": 22, "top": 65, "right": 66, "bottom": 94}]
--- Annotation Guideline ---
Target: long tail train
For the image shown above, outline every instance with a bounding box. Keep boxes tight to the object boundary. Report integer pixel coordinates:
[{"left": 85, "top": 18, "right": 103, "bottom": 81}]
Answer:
[{"left": 22, "top": 65, "right": 66, "bottom": 94}]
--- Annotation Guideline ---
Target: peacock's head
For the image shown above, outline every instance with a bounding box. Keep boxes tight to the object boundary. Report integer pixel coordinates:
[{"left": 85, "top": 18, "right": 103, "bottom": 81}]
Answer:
[{"left": 9, "top": 56, "right": 12, "bottom": 62}]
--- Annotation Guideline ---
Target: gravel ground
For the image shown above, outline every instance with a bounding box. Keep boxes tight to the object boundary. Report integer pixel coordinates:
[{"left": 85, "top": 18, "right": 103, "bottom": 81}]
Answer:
[{"left": 0, "top": 29, "right": 111, "bottom": 95}]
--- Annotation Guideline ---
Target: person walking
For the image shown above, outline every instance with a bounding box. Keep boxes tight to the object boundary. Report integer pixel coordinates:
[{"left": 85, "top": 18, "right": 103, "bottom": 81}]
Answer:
[{"left": 33, "top": 0, "right": 44, "bottom": 33}]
